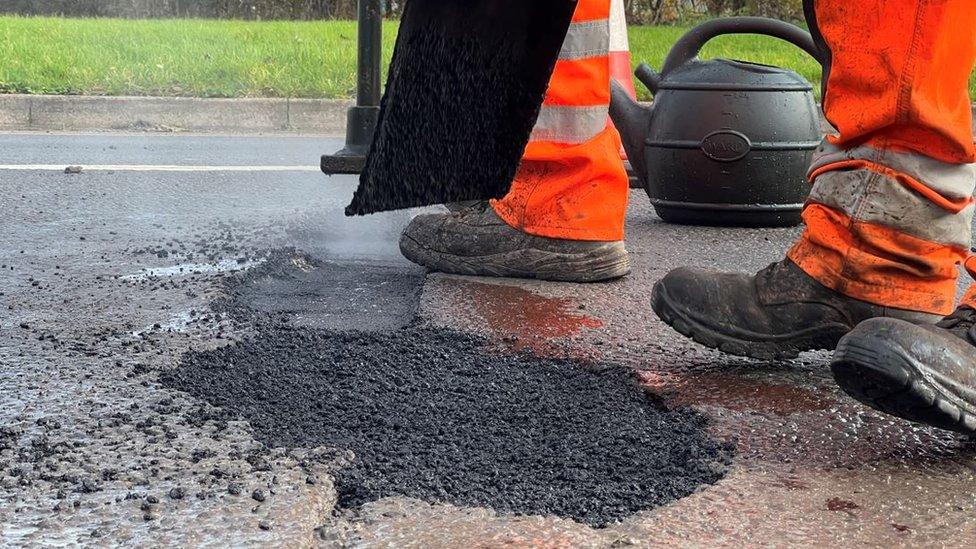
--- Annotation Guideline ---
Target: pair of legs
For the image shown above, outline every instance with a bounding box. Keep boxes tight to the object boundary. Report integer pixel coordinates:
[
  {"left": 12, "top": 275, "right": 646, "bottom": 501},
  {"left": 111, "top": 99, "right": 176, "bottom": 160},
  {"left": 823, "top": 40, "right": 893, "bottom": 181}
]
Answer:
[{"left": 401, "top": 0, "right": 976, "bottom": 435}]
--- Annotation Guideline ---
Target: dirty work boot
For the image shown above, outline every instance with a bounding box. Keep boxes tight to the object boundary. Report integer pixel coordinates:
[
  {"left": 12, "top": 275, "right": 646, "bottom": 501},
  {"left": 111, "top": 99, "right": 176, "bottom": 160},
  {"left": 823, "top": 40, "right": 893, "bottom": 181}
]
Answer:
[
  {"left": 831, "top": 307, "right": 976, "bottom": 435},
  {"left": 651, "top": 259, "right": 938, "bottom": 360},
  {"left": 399, "top": 202, "right": 630, "bottom": 282}
]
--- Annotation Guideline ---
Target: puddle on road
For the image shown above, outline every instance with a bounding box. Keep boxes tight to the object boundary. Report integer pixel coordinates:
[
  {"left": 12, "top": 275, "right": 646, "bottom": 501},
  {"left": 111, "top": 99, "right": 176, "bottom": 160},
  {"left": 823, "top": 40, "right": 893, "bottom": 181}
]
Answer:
[
  {"left": 636, "top": 370, "right": 835, "bottom": 416},
  {"left": 450, "top": 280, "right": 602, "bottom": 354},
  {"left": 636, "top": 369, "right": 976, "bottom": 470}
]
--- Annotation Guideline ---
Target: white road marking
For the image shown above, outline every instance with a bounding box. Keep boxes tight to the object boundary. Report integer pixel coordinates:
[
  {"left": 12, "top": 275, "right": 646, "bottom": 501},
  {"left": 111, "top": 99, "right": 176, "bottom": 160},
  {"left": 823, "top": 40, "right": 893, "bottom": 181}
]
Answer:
[{"left": 0, "top": 164, "right": 321, "bottom": 172}]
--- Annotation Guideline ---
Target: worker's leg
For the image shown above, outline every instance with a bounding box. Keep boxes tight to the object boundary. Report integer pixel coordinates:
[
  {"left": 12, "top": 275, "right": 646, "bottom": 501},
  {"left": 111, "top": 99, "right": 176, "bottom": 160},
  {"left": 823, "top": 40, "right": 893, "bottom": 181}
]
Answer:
[
  {"left": 399, "top": 0, "right": 631, "bottom": 282},
  {"left": 652, "top": 0, "right": 975, "bottom": 360},
  {"left": 787, "top": 0, "right": 976, "bottom": 315},
  {"left": 820, "top": 1, "right": 976, "bottom": 436},
  {"left": 490, "top": 0, "right": 629, "bottom": 242}
]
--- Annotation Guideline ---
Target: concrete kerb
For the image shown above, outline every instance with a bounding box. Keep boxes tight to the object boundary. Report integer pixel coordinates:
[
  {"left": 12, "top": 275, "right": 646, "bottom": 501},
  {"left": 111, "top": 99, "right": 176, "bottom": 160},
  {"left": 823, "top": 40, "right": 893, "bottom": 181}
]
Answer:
[
  {"left": 1, "top": 94, "right": 975, "bottom": 136},
  {"left": 0, "top": 94, "right": 352, "bottom": 135}
]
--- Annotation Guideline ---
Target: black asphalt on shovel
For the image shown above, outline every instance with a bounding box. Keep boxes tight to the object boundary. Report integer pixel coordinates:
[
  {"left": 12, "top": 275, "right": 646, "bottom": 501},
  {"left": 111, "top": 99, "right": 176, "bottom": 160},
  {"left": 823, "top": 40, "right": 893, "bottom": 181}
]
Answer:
[{"left": 345, "top": 0, "right": 579, "bottom": 216}]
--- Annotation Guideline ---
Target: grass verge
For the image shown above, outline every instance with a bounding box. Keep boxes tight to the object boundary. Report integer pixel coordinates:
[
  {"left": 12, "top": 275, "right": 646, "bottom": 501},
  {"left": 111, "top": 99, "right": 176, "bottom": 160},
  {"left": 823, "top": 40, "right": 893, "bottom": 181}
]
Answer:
[
  {"left": 0, "top": 16, "right": 396, "bottom": 98},
  {"left": 1, "top": 16, "right": 973, "bottom": 100}
]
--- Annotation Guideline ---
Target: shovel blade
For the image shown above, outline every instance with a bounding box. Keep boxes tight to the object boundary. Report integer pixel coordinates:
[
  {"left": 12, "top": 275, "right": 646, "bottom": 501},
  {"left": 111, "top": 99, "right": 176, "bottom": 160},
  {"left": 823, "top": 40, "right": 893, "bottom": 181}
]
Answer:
[{"left": 346, "top": 0, "right": 578, "bottom": 216}]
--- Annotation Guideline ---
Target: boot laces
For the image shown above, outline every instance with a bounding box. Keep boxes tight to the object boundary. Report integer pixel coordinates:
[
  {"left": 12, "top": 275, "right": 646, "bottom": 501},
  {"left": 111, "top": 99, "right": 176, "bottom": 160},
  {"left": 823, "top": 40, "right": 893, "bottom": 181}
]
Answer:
[
  {"left": 936, "top": 306, "right": 976, "bottom": 340},
  {"left": 755, "top": 259, "right": 794, "bottom": 285}
]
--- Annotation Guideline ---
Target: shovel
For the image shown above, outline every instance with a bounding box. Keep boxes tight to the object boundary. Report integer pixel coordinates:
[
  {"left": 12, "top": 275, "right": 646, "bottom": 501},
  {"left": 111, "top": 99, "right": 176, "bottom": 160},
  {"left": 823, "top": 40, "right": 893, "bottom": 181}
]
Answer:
[{"left": 345, "top": 0, "right": 579, "bottom": 216}]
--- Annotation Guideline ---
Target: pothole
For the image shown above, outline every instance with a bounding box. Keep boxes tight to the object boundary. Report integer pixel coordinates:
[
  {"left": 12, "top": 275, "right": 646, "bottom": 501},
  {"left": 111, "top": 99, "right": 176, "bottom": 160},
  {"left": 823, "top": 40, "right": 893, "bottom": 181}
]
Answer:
[{"left": 160, "top": 251, "right": 733, "bottom": 528}]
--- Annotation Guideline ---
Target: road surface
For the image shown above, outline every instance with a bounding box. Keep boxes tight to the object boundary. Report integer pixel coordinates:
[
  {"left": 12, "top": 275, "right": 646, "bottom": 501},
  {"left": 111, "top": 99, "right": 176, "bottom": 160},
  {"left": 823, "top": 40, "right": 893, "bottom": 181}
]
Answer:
[{"left": 2, "top": 132, "right": 975, "bottom": 547}]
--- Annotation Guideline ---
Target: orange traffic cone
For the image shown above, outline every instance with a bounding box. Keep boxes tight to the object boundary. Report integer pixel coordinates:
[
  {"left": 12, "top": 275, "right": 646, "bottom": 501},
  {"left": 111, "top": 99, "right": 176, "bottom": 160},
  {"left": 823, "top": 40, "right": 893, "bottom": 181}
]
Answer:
[
  {"left": 609, "top": 0, "right": 637, "bottom": 100},
  {"left": 609, "top": 0, "right": 635, "bottom": 159}
]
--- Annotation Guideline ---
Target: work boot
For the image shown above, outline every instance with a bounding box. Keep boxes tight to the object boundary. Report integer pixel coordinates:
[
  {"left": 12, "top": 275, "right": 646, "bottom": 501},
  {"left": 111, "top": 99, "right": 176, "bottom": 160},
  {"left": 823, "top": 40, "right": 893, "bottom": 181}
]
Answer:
[
  {"left": 651, "top": 259, "right": 938, "bottom": 360},
  {"left": 832, "top": 306, "right": 976, "bottom": 435},
  {"left": 399, "top": 202, "right": 630, "bottom": 282}
]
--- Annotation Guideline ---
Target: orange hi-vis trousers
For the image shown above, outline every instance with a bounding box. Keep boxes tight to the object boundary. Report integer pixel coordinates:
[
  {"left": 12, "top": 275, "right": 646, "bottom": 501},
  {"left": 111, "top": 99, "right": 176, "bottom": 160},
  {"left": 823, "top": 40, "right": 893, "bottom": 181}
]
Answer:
[
  {"left": 491, "top": 0, "right": 629, "bottom": 242},
  {"left": 787, "top": 0, "right": 976, "bottom": 315}
]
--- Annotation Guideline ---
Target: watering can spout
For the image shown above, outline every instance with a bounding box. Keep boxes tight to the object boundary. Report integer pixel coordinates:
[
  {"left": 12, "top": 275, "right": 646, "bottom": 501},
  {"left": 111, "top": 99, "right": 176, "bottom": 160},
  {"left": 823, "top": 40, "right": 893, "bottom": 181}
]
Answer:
[
  {"left": 634, "top": 63, "right": 661, "bottom": 94},
  {"left": 609, "top": 79, "right": 652, "bottom": 184}
]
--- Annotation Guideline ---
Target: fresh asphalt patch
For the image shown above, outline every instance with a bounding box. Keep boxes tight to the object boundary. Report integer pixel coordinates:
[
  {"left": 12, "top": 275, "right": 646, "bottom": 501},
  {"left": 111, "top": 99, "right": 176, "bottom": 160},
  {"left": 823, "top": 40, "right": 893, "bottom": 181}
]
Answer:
[{"left": 161, "top": 251, "right": 733, "bottom": 528}]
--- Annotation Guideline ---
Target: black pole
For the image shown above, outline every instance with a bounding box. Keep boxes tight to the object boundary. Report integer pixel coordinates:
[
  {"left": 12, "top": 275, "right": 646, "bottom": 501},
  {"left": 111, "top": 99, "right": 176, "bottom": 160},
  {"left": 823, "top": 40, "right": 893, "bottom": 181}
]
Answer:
[
  {"left": 357, "top": 0, "right": 382, "bottom": 107},
  {"left": 321, "top": 0, "right": 383, "bottom": 175}
]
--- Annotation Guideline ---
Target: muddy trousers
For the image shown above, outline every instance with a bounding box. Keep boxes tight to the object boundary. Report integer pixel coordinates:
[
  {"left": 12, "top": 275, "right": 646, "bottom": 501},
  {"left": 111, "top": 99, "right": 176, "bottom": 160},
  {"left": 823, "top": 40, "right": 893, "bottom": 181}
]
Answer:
[
  {"left": 498, "top": 0, "right": 976, "bottom": 315},
  {"left": 490, "top": 0, "right": 630, "bottom": 242},
  {"left": 787, "top": 0, "right": 976, "bottom": 315}
]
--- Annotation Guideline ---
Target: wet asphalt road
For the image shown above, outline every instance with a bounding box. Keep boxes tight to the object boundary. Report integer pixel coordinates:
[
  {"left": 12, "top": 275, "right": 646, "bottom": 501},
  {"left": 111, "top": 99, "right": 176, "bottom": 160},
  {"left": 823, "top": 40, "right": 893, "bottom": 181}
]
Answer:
[{"left": 4, "top": 132, "right": 976, "bottom": 547}]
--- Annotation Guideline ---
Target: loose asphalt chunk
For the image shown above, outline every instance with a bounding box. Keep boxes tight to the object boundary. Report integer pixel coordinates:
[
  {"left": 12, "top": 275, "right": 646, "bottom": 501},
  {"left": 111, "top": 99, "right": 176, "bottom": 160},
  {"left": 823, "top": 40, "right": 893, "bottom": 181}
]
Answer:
[{"left": 160, "top": 251, "right": 733, "bottom": 528}]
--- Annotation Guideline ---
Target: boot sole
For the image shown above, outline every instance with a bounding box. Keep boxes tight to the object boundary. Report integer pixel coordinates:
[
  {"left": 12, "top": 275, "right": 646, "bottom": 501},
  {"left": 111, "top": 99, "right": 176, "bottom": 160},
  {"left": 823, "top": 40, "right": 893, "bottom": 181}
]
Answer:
[
  {"left": 399, "top": 234, "right": 631, "bottom": 283},
  {"left": 831, "top": 335, "right": 976, "bottom": 436},
  {"left": 650, "top": 282, "right": 849, "bottom": 360}
]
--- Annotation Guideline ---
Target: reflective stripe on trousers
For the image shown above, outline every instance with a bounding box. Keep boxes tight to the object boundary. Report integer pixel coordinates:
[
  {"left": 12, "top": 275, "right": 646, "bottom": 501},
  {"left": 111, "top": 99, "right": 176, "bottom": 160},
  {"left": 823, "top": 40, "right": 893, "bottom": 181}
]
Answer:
[{"left": 531, "top": 12, "right": 612, "bottom": 145}]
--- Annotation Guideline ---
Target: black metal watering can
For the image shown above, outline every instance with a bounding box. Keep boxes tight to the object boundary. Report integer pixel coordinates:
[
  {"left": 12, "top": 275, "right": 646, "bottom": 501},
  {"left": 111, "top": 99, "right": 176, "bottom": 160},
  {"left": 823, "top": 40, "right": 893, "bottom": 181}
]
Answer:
[{"left": 610, "top": 17, "right": 824, "bottom": 227}]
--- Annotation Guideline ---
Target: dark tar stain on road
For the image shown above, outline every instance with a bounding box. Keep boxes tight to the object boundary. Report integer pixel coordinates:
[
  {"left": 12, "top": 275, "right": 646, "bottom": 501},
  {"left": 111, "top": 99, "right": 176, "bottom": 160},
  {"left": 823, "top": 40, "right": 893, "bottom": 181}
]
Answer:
[
  {"left": 219, "top": 249, "right": 424, "bottom": 332},
  {"left": 160, "top": 251, "right": 733, "bottom": 528}
]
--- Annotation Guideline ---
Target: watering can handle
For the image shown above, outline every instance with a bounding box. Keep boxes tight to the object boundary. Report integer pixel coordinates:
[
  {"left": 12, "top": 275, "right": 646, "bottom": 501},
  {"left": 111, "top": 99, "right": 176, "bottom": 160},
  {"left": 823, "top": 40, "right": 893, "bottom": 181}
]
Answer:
[{"left": 660, "top": 16, "right": 823, "bottom": 75}]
